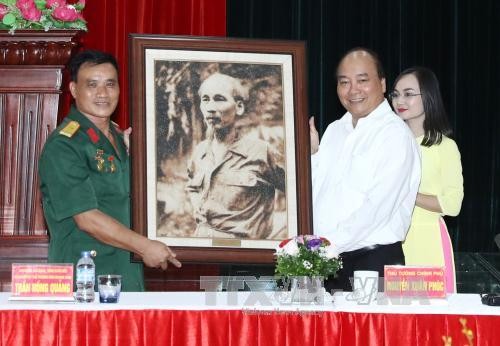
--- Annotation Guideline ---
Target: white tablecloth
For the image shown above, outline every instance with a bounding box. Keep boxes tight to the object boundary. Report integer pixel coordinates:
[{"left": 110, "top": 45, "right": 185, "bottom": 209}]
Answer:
[{"left": 1, "top": 292, "right": 499, "bottom": 316}]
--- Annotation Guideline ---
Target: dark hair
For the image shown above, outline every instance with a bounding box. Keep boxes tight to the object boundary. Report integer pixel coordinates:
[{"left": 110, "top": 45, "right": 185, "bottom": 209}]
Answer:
[
  {"left": 68, "top": 50, "right": 119, "bottom": 82},
  {"left": 336, "top": 47, "right": 385, "bottom": 79},
  {"left": 393, "top": 66, "right": 452, "bottom": 146}
]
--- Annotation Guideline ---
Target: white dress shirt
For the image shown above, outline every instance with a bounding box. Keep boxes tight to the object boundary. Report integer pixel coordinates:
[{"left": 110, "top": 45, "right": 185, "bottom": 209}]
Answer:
[{"left": 311, "top": 100, "right": 421, "bottom": 254}]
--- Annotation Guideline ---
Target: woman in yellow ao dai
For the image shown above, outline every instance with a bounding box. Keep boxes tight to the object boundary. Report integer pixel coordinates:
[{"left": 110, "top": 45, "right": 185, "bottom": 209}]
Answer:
[{"left": 390, "top": 67, "right": 464, "bottom": 293}]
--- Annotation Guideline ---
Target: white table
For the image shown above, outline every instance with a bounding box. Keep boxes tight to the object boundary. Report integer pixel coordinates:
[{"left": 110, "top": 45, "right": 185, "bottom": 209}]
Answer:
[{"left": 0, "top": 292, "right": 498, "bottom": 345}]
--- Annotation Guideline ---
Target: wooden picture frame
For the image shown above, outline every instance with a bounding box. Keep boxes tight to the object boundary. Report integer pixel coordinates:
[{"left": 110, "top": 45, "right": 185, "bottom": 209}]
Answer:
[{"left": 129, "top": 34, "right": 311, "bottom": 263}]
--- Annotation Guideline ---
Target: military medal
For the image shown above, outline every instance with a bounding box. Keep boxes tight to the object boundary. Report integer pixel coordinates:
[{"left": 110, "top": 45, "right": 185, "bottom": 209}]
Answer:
[
  {"left": 95, "top": 149, "right": 105, "bottom": 172},
  {"left": 108, "top": 156, "right": 116, "bottom": 173}
]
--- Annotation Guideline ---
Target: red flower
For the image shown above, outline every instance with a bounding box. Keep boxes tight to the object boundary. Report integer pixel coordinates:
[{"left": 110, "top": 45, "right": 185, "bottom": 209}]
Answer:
[
  {"left": 86, "top": 128, "right": 99, "bottom": 144},
  {"left": 278, "top": 238, "right": 292, "bottom": 248},
  {"left": 0, "top": 5, "right": 9, "bottom": 20},
  {"left": 52, "top": 5, "right": 79, "bottom": 21},
  {"left": 107, "top": 156, "right": 114, "bottom": 161}
]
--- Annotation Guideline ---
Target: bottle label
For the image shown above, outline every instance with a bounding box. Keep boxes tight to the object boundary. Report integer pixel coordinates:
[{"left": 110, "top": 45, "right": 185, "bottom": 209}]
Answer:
[{"left": 76, "top": 267, "right": 95, "bottom": 282}]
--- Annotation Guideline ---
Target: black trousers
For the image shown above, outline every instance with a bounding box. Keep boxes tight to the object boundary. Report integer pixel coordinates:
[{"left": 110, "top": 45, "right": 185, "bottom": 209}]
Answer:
[{"left": 325, "top": 241, "right": 405, "bottom": 293}]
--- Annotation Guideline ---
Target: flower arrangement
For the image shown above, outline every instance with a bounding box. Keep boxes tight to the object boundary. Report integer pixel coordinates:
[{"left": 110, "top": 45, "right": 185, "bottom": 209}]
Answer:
[
  {"left": 275, "top": 235, "right": 342, "bottom": 278},
  {"left": 0, "top": 0, "right": 87, "bottom": 33}
]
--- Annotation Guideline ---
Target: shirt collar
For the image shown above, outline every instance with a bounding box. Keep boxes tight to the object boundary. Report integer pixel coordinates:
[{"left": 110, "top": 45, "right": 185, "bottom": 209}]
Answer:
[
  {"left": 341, "top": 99, "right": 392, "bottom": 131},
  {"left": 66, "top": 106, "right": 126, "bottom": 159},
  {"left": 199, "top": 135, "right": 251, "bottom": 160}
]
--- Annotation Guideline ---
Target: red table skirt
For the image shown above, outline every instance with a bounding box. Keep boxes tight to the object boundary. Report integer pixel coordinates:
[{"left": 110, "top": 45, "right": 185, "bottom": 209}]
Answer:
[{"left": 1, "top": 310, "right": 498, "bottom": 346}]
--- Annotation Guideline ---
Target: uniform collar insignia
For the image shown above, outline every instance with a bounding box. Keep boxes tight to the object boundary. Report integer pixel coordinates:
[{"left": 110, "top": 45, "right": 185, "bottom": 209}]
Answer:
[{"left": 86, "top": 128, "right": 100, "bottom": 144}]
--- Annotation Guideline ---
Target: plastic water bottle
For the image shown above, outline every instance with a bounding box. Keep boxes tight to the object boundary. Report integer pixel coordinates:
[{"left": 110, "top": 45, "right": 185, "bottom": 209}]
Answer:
[{"left": 75, "top": 251, "right": 95, "bottom": 303}]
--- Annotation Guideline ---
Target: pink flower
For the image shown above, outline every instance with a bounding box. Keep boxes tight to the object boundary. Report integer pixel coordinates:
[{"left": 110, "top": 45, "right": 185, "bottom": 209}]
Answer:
[
  {"left": 52, "top": 5, "right": 79, "bottom": 21},
  {"left": 295, "top": 235, "right": 305, "bottom": 244},
  {"left": 46, "top": 0, "right": 67, "bottom": 8},
  {"left": 16, "top": 0, "right": 35, "bottom": 11},
  {"left": 0, "top": 5, "right": 9, "bottom": 20},
  {"left": 20, "top": 7, "right": 42, "bottom": 21},
  {"left": 16, "top": 0, "right": 42, "bottom": 21}
]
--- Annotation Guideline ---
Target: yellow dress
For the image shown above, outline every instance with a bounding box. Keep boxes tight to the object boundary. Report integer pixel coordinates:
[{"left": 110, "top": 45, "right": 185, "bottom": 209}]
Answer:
[{"left": 403, "top": 135, "right": 464, "bottom": 293}]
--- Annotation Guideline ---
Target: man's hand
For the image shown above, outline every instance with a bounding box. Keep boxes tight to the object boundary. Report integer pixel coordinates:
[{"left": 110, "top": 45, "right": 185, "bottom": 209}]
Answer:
[
  {"left": 73, "top": 209, "right": 182, "bottom": 270},
  {"left": 110, "top": 123, "right": 131, "bottom": 154},
  {"left": 309, "top": 116, "right": 319, "bottom": 154},
  {"left": 123, "top": 127, "right": 132, "bottom": 154},
  {"left": 142, "top": 240, "right": 182, "bottom": 270}
]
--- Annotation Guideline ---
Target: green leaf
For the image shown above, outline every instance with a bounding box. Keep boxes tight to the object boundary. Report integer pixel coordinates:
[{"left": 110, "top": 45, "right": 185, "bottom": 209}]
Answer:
[
  {"left": 73, "top": 3, "right": 85, "bottom": 11},
  {"left": 0, "top": 0, "right": 15, "bottom": 6},
  {"left": 2, "top": 12, "right": 15, "bottom": 26},
  {"left": 53, "top": 20, "right": 64, "bottom": 28},
  {"left": 27, "top": 22, "right": 45, "bottom": 30},
  {"left": 34, "top": 0, "right": 46, "bottom": 10}
]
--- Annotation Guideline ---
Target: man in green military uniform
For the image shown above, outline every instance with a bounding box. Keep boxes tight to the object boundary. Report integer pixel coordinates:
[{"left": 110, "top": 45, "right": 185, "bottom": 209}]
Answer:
[{"left": 39, "top": 50, "right": 181, "bottom": 291}]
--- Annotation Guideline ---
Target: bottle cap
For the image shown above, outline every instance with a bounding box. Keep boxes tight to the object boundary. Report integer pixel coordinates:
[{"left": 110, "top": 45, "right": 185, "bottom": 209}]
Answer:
[{"left": 80, "top": 251, "right": 91, "bottom": 257}]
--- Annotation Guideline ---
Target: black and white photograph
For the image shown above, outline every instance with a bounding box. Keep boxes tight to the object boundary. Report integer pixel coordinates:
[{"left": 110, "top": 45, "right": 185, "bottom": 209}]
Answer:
[
  {"left": 130, "top": 35, "right": 311, "bottom": 263},
  {"left": 153, "top": 61, "right": 288, "bottom": 240}
]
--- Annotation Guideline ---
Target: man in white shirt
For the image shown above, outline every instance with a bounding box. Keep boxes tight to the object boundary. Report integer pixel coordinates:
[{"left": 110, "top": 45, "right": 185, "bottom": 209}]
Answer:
[{"left": 310, "top": 47, "right": 421, "bottom": 291}]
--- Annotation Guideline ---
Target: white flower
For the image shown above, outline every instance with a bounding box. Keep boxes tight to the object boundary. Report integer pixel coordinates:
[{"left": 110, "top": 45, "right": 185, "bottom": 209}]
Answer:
[
  {"left": 282, "top": 239, "right": 300, "bottom": 256},
  {"left": 303, "top": 260, "right": 313, "bottom": 270},
  {"left": 324, "top": 245, "right": 340, "bottom": 259},
  {"left": 275, "top": 246, "right": 284, "bottom": 255}
]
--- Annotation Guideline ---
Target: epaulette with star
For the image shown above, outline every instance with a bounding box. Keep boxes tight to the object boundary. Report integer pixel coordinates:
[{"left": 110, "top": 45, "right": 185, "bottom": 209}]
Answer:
[{"left": 59, "top": 120, "right": 80, "bottom": 138}]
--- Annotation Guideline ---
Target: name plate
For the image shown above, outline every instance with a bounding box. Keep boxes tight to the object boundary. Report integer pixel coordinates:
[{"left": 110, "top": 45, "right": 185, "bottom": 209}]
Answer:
[
  {"left": 384, "top": 265, "right": 446, "bottom": 298},
  {"left": 10, "top": 263, "right": 74, "bottom": 301}
]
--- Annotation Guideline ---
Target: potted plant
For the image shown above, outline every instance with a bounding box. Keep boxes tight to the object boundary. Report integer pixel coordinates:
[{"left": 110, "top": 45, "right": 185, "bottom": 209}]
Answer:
[{"left": 275, "top": 235, "right": 342, "bottom": 303}]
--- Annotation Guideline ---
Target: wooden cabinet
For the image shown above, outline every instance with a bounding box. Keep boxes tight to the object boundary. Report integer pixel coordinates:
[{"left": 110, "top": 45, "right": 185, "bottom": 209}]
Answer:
[{"left": 0, "top": 30, "right": 80, "bottom": 291}]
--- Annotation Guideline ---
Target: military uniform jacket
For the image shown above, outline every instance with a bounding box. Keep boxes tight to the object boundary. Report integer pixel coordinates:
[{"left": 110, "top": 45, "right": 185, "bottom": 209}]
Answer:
[{"left": 39, "top": 106, "right": 144, "bottom": 291}]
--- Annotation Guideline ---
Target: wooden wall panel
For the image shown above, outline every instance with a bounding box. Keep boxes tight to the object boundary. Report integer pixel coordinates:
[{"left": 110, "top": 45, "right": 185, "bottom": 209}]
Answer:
[{"left": 0, "top": 92, "right": 58, "bottom": 236}]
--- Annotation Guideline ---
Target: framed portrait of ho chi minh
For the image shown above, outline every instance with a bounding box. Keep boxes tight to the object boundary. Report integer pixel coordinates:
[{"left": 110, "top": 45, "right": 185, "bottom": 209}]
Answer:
[{"left": 129, "top": 34, "right": 312, "bottom": 264}]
